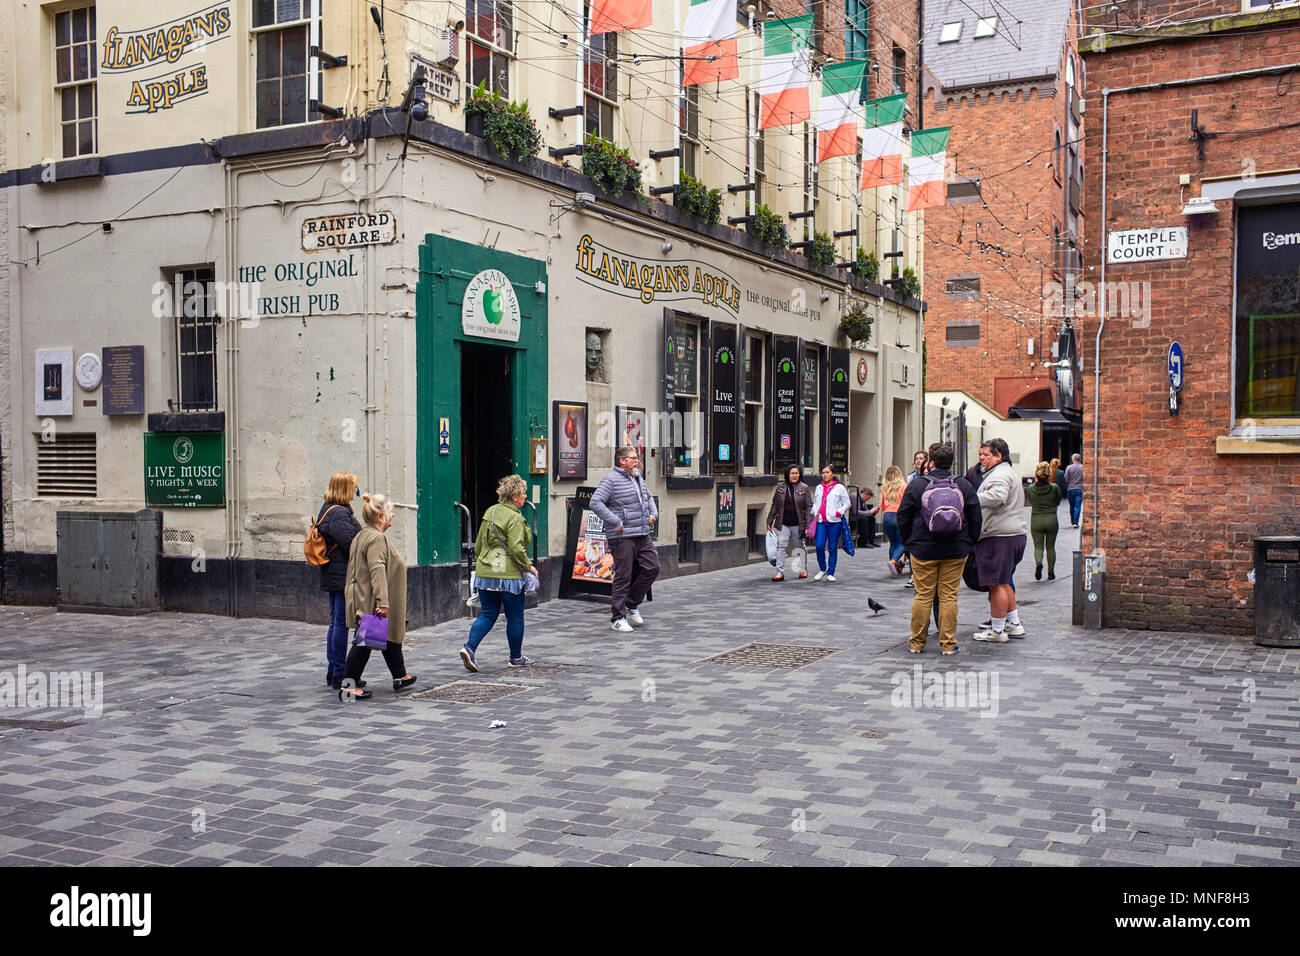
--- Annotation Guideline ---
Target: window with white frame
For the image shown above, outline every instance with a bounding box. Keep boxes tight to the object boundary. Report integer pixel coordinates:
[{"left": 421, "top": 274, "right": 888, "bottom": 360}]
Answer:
[
  {"left": 974, "top": 17, "right": 997, "bottom": 38},
  {"left": 253, "top": 0, "right": 318, "bottom": 128},
  {"left": 680, "top": 75, "right": 700, "bottom": 178},
  {"left": 672, "top": 318, "right": 701, "bottom": 469},
  {"left": 166, "top": 266, "right": 219, "bottom": 412},
  {"left": 54, "top": 4, "right": 97, "bottom": 158},
  {"left": 939, "top": 21, "right": 961, "bottom": 43},
  {"left": 751, "top": 91, "right": 766, "bottom": 207},
  {"left": 467, "top": 0, "right": 513, "bottom": 96},
  {"left": 584, "top": 4, "right": 617, "bottom": 140}
]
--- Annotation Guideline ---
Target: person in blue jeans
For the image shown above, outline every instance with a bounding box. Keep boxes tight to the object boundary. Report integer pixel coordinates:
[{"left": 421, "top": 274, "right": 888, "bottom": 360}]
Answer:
[
  {"left": 810, "top": 464, "right": 851, "bottom": 582},
  {"left": 1064, "top": 454, "right": 1084, "bottom": 527},
  {"left": 460, "top": 474, "right": 539, "bottom": 672},
  {"left": 880, "top": 466, "right": 907, "bottom": 574},
  {"left": 316, "top": 472, "right": 362, "bottom": 691}
]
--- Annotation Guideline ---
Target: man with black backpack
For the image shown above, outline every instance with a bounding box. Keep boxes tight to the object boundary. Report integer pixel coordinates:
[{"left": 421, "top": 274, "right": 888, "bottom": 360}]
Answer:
[{"left": 896, "top": 443, "right": 982, "bottom": 655}]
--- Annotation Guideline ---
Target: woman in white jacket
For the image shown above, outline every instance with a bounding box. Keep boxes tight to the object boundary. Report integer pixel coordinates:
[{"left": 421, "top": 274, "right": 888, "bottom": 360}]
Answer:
[{"left": 810, "top": 463, "right": 852, "bottom": 582}]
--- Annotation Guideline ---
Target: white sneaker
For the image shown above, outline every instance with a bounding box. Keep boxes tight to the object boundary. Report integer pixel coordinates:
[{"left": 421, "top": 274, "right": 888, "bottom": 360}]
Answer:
[
  {"left": 611, "top": 618, "right": 634, "bottom": 633},
  {"left": 972, "top": 628, "right": 1009, "bottom": 643},
  {"left": 1004, "top": 622, "right": 1026, "bottom": 638},
  {"left": 627, "top": 608, "right": 644, "bottom": 627},
  {"left": 813, "top": 571, "right": 826, "bottom": 581},
  {"left": 826, "top": 575, "right": 837, "bottom": 583}
]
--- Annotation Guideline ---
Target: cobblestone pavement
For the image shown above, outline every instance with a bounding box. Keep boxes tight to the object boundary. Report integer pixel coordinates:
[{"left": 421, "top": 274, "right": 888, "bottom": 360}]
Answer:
[{"left": 1, "top": 524, "right": 1297, "bottom": 867}]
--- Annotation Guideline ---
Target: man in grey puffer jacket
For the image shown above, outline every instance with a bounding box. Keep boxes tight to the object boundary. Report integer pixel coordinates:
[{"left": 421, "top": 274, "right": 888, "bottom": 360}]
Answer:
[
  {"left": 972, "top": 437, "right": 1029, "bottom": 644},
  {"left": 590, "top": 446, "right": 660, "bottom": 632}
]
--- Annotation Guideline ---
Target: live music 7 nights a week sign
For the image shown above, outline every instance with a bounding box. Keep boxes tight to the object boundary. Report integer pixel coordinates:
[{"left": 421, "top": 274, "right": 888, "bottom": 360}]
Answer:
[{"left": 711, "top": 323, "right": 740, "bottom": 475}]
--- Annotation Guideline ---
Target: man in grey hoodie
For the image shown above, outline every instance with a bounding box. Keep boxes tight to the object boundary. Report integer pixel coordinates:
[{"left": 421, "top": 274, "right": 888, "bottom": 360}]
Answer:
[
  {"left": 591, "top": 446, "right": 660, "bottom": 633},
  {"left": 971, "top": 438, "right": 1029, "bottom": 644}
]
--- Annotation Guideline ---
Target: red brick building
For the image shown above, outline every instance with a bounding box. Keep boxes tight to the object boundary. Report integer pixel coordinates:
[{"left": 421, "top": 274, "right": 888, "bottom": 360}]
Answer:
[
  {"left": 922, "top": 0, "right": 1085, "bottom": 464},
  {"left": 1080, "top": 0, "right": 1300, "bottom": 633}
]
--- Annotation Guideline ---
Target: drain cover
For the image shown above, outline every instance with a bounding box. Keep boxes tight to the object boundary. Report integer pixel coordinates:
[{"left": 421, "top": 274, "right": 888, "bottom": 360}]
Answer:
[
  {"left": 857, "top": 730, "right": 888, "bottom": 739},
  {"left": 410, "top": 681, "right": 531, "bottom": 704},
  {"left": 699, "top": 642, "right": 842, "bottom": 669},
  {"left": 0, "top": 718, "right": 83, "bottom": 731}
]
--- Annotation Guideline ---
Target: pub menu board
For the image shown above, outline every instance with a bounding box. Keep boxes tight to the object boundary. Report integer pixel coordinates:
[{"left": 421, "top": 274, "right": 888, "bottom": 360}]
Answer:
[
  {"left": 558, "top": 486, "right": 655, "bottom": 601},
  {"left": 672, "top": 321, "right": 698, "bottom": 395},
  {"left": 827, "top": 347, "right": 850, "bottom": 473},
  {"left": 716, "top": 483, "right": 736, "bottom": 536},
  {"left": 102, "top": 345, "right": 145, "bottom": 415},
  {"left": 772, "top": 336, "right": 800, "bottom": 471},
  {"left": 710, "top": 322, "right": 739, "bottom": 476},
  {"left": 553, "top": 401, "right": 588, "bottom": 481}
]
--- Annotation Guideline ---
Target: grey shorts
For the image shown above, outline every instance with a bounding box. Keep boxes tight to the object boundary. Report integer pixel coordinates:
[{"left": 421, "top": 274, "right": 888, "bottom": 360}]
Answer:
[{"left": 975, "top": 534, "right": 1026, "bottom": 587}]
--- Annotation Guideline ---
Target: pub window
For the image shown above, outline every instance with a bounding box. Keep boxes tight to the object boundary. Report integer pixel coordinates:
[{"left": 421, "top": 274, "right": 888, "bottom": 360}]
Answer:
[
  {"left": 680, "top": 75, "right": 700, "bottom": 178},
  {"left": 800, "top": 347, "right": 819, "bottom": 469},
  {"left": 1233, "top": 201, "right": 1300, "bottom": 430},
  {"left": 584, "top": 4, "right": 617, "bottom": 140},
  {"left": 54, "top": 4, "right": 97, "bottom": 158},
  {"left": 254, "top": 0, "right": 318, "bottom": 129},
  {"left": 467, "top": 0, "right": 513, "bottom": 97},
  {"left": 167, "top": 266, "right": 219, "bottom": 412},
  {"left": 742, "top": 334, "right": 764, "bottom": 471},
  {"left": 671, "top": 318, "right": 701, "bottom": 468}
]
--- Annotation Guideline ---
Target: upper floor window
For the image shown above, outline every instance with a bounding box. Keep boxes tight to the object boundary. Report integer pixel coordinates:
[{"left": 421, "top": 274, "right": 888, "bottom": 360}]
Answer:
[
  {"left": 254, "top": 0, "right": 317, "bottom": 128},
  {"left": 974, "top": 17, "right": 997, "bottom": 38},
  {"left": 846, "top": 0, "right": 869, "bottom": 60},
  {"left": 467, "top": 0, "right": 513, "bottom": 96},
  {"left": 939, "top": 21, "right": 961, "bottom": 43},
  {"left": 54, "top": 5, "right": 97, "bottom": 157},
  {"left": 680, "top": 77, "right": 700, "bottom": 178},
  {"left": 584, "top": 5, "right": 618, "bottom": 140},
  {"left": 892, "top": 44, "right": 906, "bottom": 95},
  {"left": 751, "top": 91, "right": 766, "bottom": 207}
]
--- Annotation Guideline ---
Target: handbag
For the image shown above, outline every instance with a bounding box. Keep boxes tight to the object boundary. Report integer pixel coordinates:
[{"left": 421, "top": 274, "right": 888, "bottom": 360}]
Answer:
[
  {"left": 523, "top": 570, "right": 540, "bottom": 593},
  {"left": 488, "top": 506, "right": 533, "bottom": 582},
  {"left": 356, "top": 613, "right": 389, "bottom": 650},
  {"left": 840, "top": 516, "right": 856, "bottom": 557}
]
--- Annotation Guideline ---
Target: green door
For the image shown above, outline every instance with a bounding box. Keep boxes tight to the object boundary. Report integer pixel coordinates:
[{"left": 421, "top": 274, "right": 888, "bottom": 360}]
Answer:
[{"left": 416, "top": 235, "right": 549, "bottom": 565}]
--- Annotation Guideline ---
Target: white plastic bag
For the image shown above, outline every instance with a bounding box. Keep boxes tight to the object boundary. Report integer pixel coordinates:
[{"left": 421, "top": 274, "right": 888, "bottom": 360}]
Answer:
[
  {"left": 789, "top": 547, "right": 807, "bottom": 575},
  {"left": 765, "top": 528, "right": 780, "bottom": 566}
]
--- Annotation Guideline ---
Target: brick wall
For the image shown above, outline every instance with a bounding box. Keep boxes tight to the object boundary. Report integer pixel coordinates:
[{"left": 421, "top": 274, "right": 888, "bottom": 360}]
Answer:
[
  {"left": 1081, "top": 22, "right": 1300, "bottom": 634},
  {"left": 922, "top": 85, "right": 1068, "bottom": 414}
]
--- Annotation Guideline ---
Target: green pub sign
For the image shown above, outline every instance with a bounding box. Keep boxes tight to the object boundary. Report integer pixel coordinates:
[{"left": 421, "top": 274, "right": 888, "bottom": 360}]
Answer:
[{"left": 144, "top": 432, "right": 225, "bottom": 508}]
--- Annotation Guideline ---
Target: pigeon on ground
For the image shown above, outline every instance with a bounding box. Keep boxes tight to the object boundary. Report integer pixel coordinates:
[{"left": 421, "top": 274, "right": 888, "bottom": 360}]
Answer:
[{"left": 867, "top": 598, "right": 886, "bottom": 615}]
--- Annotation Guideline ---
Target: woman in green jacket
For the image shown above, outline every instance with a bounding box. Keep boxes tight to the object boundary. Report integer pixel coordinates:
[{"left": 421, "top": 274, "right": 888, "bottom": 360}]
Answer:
[
  {"left": 459, "top": 475, "right": 540, "bottom": 673},
  {"left": 1027, "top": 461, "right": 1062, "bottom": 581},
  {"left": 340, "top": 493, "right": 417, "bottom": 700}
]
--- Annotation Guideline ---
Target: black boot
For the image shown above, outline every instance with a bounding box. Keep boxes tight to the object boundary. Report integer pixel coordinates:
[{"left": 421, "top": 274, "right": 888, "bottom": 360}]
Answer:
[{"left": 1035, "top": 564, "right": 1043, "bottom": 580}]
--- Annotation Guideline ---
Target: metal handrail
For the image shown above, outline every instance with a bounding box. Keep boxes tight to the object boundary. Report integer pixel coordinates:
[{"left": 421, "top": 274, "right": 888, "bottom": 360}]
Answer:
[
  {"left": 453, "top": 501, "right": 473, "bottom": 584},
  {"left": 521, "top": 500, "right": 539, "bottom": 564}
]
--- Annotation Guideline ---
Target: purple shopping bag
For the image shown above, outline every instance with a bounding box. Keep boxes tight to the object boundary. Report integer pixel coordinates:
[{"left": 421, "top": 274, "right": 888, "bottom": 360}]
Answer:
[{"left": 356, "top": 613, "right": 389, "bottom": 650}]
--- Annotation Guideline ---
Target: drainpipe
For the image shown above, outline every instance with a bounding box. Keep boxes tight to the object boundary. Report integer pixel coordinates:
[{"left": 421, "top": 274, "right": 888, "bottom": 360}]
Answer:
[{"left": 1091, "top": 59, "right": 1300, "bottom": 555}]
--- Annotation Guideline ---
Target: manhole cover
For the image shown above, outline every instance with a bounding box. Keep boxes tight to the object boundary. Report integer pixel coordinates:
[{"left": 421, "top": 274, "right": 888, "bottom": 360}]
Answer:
[
  {"left": 698, "top": 642, "right": 843, "bottom": 669},
  {"left": 857, "top": 730, "right": 888, "bottom": 739},
  {"left": 0, "top": 718, "right": 84, "bottom": 731},
  {"left": 410, "top": 681, "right": 531, "bottom": 704}
]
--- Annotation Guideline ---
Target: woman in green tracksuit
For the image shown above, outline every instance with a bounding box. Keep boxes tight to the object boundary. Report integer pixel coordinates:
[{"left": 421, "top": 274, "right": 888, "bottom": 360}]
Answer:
[{"left": 1027, "top": 461, "right": 1062, "bottom": 580}]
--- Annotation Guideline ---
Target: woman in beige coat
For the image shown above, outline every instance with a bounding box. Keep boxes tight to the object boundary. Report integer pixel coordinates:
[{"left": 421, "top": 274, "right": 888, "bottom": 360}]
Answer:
[{"left": 340, "top": 493, "right": 417, "bottom": 700}]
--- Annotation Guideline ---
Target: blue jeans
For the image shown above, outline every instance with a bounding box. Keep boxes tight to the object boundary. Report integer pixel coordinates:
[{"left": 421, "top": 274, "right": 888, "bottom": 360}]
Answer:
[
  {"left": 1067, "top": 489, "right": 1083, "bottom": 525},
  {"left": 326, "top": 591, "right": 348, "bottom": 682},
  {"left": 466, "top": 589, "right": 525, "bottom": 660},
  {"left": 815, "top": 520, "right": 843, "bottom": 574},
  {"left": 883, "top": 512, "right": 904, "bottom": 563}
]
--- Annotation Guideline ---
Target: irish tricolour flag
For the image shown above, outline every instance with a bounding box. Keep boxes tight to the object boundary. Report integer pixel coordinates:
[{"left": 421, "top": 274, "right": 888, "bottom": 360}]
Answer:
[
  {"left": 860, "top": 94, "right": 907, "bottom": 189},
  {"left": 816, "top": 60, "right": 867, "bottom": 162},
  {"left": 907, "top": 126, "right": 952, "bottom": 210},
  {"left": 758, "top": 15, "right": 813, "bottom": 129},
  {"left": 586, "top": 0, "right": 651, "bottom": 35},
  {"left": 682, "top": 0, "right": 738, "bottom": 86}
]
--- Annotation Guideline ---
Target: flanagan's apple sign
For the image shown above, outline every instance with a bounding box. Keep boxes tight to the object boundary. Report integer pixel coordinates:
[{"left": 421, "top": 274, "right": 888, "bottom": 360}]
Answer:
[{"left": 462, "top": 269, "right": 521, "bottom": 342}]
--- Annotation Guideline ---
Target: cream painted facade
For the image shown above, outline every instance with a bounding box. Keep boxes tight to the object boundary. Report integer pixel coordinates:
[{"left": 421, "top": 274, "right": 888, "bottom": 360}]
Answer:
[{"left": 1, "top": 0, "right": 925, "bottom": 618}]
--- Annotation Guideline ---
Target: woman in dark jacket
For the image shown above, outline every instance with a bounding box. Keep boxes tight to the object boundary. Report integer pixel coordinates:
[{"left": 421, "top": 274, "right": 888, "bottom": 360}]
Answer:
[
  {"left": 318, "top": 471, "right": 362, "bottom": 690},
  {"left": 766, "top": 464, "right": 813, "bottom": 581}
]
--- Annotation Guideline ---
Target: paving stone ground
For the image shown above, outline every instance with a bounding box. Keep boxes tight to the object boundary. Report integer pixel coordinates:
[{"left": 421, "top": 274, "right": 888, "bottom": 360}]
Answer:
[{"left": 1, "top": 523, "right": 1297, "bottom": 867}]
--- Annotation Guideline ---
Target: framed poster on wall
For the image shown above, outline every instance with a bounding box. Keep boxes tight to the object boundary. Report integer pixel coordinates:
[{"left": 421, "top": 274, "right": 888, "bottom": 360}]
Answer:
[
  {"left": 617, "top": 405, "right": 647, "bottom": 463},
  {"left": 553, "top": 401, "right": 588, "bottom": 481},
  {"left": 35, "top": 349, "right": 73, "bottom": 416}
]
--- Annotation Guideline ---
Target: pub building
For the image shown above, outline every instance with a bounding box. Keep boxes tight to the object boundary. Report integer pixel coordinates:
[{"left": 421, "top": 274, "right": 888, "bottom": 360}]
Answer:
[{"left": 1, "top": 0, "right": 925, "bottom": 625}]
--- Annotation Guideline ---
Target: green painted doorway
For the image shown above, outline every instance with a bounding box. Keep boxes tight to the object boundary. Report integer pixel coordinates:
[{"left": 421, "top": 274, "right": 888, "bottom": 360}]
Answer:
[{"left": 416, "top": 235, "right": 549, "bottom": 566}]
